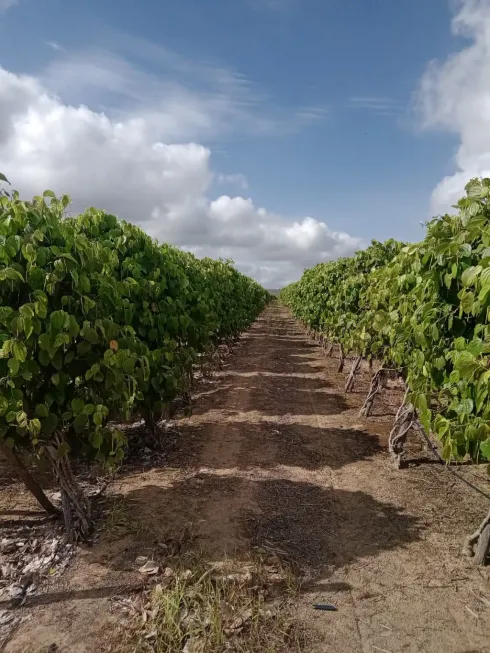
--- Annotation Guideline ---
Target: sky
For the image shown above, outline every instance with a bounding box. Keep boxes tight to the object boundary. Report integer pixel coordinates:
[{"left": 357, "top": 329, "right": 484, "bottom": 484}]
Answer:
[{"left": 0, "top": 0, "right": 488, "bottom": 286}]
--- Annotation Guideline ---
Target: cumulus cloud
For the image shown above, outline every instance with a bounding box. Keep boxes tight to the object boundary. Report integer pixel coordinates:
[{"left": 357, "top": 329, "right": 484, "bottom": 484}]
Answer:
[
  {"left": 417, "top": 0, "right": 490, "bottom": 212},
  {"left": 0, "top": 66, "right": 361, "bottom": 287}
]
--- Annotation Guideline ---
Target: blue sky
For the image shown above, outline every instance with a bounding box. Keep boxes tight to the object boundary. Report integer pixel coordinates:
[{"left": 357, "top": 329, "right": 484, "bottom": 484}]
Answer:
[{"left": 0, "top": 0, "right": 486, "bottom": 285}]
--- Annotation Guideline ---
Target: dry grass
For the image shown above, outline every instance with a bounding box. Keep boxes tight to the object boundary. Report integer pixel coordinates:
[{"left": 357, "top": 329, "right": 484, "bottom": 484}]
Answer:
[
  {"left": 119, "top": 549, "right": 307, "bottom": 653},
  {"left": 101, "top": 496, "right": 149, "bottom": 540}
]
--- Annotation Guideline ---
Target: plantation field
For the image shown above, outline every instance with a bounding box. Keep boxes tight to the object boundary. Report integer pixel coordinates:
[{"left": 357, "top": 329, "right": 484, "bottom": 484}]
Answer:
[{"left": 2, "top": 303, "right": 490, "bottom": 653}]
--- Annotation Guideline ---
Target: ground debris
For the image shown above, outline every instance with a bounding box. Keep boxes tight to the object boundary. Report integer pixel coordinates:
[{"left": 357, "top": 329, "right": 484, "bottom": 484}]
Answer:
[
  {"left": 0, "top": 520, "right": 75, "bottom": 638},
  {"left": 115, "top": 552, "right": 305, "bottom": 653},
  {"left": 138, "top": 560, "right": 160, "bottom": 575}
]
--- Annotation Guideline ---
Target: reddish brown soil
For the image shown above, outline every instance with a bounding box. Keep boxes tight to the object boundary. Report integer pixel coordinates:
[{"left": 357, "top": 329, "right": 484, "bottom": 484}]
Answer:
[{"left": 2, "top": 303, "right": 490, "bottom": 652}]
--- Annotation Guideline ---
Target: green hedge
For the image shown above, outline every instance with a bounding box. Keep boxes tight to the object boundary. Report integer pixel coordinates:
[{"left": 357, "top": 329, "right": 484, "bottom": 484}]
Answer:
[
  {"left": 0, "top": 184, "right": 268, "bottom": 470},
  {"left": 281, "top": 178, "right": 490, "bottom": 463}
]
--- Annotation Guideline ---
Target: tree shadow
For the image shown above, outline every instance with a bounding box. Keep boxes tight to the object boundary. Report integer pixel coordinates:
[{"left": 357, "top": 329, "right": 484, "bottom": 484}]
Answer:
[
  {"left": 6, "top": 476, "right": 420, "bottom": 611},
  {"left": 156, "top": 421, "right": 383, "bottom": 472},
  {"left": 0, "top": 583, "right": 143, "bottom": 609},
  {"left": 0, "top": 516, "right": 55, "bottom": 529},
  {"left": 243, "top": 477, "right": 420, "bottom": 572},
  {"left": 0, "top": 456, "right": 20, "bottom": 489},
  {"left": 216, "top": 372, "right": 333, "bottom": 389},
  {"left": 100, "top": 475, "right": 420, "bottom": 581},
  {"left": 193, "top": 371, "right": 344, "bottom": 417},
  {"left": 224, "top": 359, "right": 327, "bottom": 375},
  {"left": 0, "top": 454, "right": 56, "bottom": 493}
]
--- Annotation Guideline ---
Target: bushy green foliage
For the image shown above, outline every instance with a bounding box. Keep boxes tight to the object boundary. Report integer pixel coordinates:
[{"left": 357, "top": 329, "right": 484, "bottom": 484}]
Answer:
[
  {"left": 281, "top": 178, "right": 490, "bottom": 463},
  {"left": 0, "top": 183, "right": 268, "bottom": 467}
]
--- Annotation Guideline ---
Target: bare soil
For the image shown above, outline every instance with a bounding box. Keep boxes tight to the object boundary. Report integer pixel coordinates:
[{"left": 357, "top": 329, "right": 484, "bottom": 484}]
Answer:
[{"left": 2, "top": 303, "right": 490, "bottom": 652}]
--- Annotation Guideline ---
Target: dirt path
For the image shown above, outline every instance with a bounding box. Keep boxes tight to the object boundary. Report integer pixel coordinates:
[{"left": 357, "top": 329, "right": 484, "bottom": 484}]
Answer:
[{"left": 3, "top": 303, "right": 490, "bottom": 652}]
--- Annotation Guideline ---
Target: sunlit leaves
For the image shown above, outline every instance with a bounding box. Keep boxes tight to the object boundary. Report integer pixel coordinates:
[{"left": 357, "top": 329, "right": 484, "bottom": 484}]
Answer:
[
  {"left": 0, "top": 180, "right": 267, "bottom": 469},
  {"left": 282, "top": 177, "right": 490, "bottom": 462}
]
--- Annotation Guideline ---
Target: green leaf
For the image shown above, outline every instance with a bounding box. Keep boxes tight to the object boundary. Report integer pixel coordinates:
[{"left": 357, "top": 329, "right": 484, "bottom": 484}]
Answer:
[
  {"left": 38, "top": 350, "right": 50, "bottom": 367},
  {"left": 34, "top": 301, "right": 48, "bottom": 319},
  {"left": 16, "top": 410, "right": 27, "bottom": 426},
  {"left": 83, "top": 326, "right": 98, "bottom": 345},
  {"left": 29, "top": 418, "right": 41, "bottom": 436},
  {"left": 71, "top": 398, "right": 85, "bottom": 415},
  {"left": 85, "top": 363, "right": 100, "bottom": 380},
  {"left": 42, "top": 413, "right": 58, "bottom": 435},
  {"left": 0, "top": 397, "right": 9, "bottom": 416},
  {"left": 12, "top": 340, "right": 27, "bottom": 362},
  {"left": 21, "top": 244, "right": 36, "bottom": 263},
  {"left": 8, "top": 358, "right": 19, "bottom": 375},
  {"left": 461, "top": 266, "right": 482, "bottom": 287},
  {"left": 456, "top": 398, "right": 474, "bottom": 415},
  {"left": 91, "top": 429, "right": 103, "bottom": 448},
  {"left": 68, "top": 315, "right": 80, "bottom": 337},
  {"left": 480, "top": 438, "right": 490, "bottom": 461},
  {"left": 35, "top": 404, "right": 49, "bottom": 418},
  {"left": 54, "top": 332, "right": 70, "bottom": 349},
  {"left": 19, "top": 304, "right": 34, "bottom": 319},
  {"left": 93, "top": 412, "right": 103, "bottom": 426},
  {"left": 50, "top": 310, "right": 67, "bottom": 332},
  {"left": 1, "top": 267, "right": 24, "bottom": 282},
  {"left": 74, "top": 413, "right": 88, "bottom": 433},
  {"left": 460, "top": 290, "right": 475, "bottom": 314}
]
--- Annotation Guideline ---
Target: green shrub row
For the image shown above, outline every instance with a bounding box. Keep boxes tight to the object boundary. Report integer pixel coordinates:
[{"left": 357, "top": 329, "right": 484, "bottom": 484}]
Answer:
[
  {"left": 0, "top": 183, "right": 268, "bottom": 472},
  {"left": 281, "top": 178, "right": 490, "bottom": 463}
]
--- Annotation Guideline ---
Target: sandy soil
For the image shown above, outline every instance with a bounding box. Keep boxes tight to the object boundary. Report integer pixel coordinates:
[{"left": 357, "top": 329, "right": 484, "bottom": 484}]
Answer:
[{"left": 2, "top": 303, "right": 490, "bottom": 652}]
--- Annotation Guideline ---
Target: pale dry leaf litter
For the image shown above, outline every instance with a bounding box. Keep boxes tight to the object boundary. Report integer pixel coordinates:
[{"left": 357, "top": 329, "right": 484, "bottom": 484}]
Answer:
[
  {"left": 0, "top": 519, "right": 75, "bottom": 638},
  {"left": 0, "top": 483, "right": 107, "bottom": 641}
]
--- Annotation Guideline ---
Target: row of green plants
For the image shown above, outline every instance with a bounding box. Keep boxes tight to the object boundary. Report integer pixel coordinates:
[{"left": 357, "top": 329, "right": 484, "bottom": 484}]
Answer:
[
  {"left": 0, "top": 177, "right": 269, "bottom": 536},
  {"left": 281, "top": 178, "right": 490, "bottom": 465}
]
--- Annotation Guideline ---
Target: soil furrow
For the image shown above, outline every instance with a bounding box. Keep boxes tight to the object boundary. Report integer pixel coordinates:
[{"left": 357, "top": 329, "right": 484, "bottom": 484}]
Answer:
[{"left": 2, "top": 303, "right": 490, "bottom": 652}]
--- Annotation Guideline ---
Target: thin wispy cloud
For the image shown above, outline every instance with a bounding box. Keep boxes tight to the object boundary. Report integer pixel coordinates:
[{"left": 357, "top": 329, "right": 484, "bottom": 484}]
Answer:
[
  {"left": 217, "top": 173, "right": 249, "bottom": 190},
  {"left": 348, "top": 96, "right": 403, "bottom": 116},
  {"left": 294, "top": 106, "right": 328, "bottom": 122},
  {"left": 248, "top": 0, "right": 295, "bottom": 13},
  {"left": 0, "top": 0, "right": 17, "bottom": 13},
  {"left": 45, "top": 40, "right": 62, "bottom": 51},
  {"left": 41, "top": 35, "right": 327, "bottom": 141}
]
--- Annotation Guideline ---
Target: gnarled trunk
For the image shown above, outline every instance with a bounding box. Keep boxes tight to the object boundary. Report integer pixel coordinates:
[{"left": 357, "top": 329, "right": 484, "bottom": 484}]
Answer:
[
  {"left": 337, "top": 344, "right": 345, "bottom": 373},
  {"left": 345, "top": 356, "right": 362, "bottom": 393},
  {"left": 46, "top": 436, "right": 91, "bottom": 541},
  {"left": 0, "top": 439, "right": 59, "bottom": 516},
  {"left": 388, "top": 390, "right": 413, "bottom": 469},
  {"left": 463, "top": 509, "right": 490, "bottom": 565},
  {"left": 360, "top": 368, "right": 385, "bottom": 417}
]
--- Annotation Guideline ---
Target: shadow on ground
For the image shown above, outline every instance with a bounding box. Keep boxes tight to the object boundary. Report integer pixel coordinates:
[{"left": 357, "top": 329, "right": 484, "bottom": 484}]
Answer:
[
  {"left": 103, "top": 475, "right": 420, "bottom": 578},
  {"left": 5, "top": 475, "right": 420, "bottom": 610}
]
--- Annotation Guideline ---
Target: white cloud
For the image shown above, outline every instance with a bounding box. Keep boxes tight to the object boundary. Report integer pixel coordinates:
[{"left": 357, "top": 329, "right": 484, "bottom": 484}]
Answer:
[
  {"left": 40, "top": 41, "right": 326, "bottom": 142},
  {"left": 0, "top": 0, "right": 17, "bottom": 13},
  {"left": 348, "top": 97, "right": 403, "bottom": 117},
  {"left": 417, "top": 0, "right": 490, "bottom": 212},
  {"left": 45, "top": 41, "right": 62, "bottom": 51},
  {"left": 0, "top": 66, "right": 361, "bottom": 287}
]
